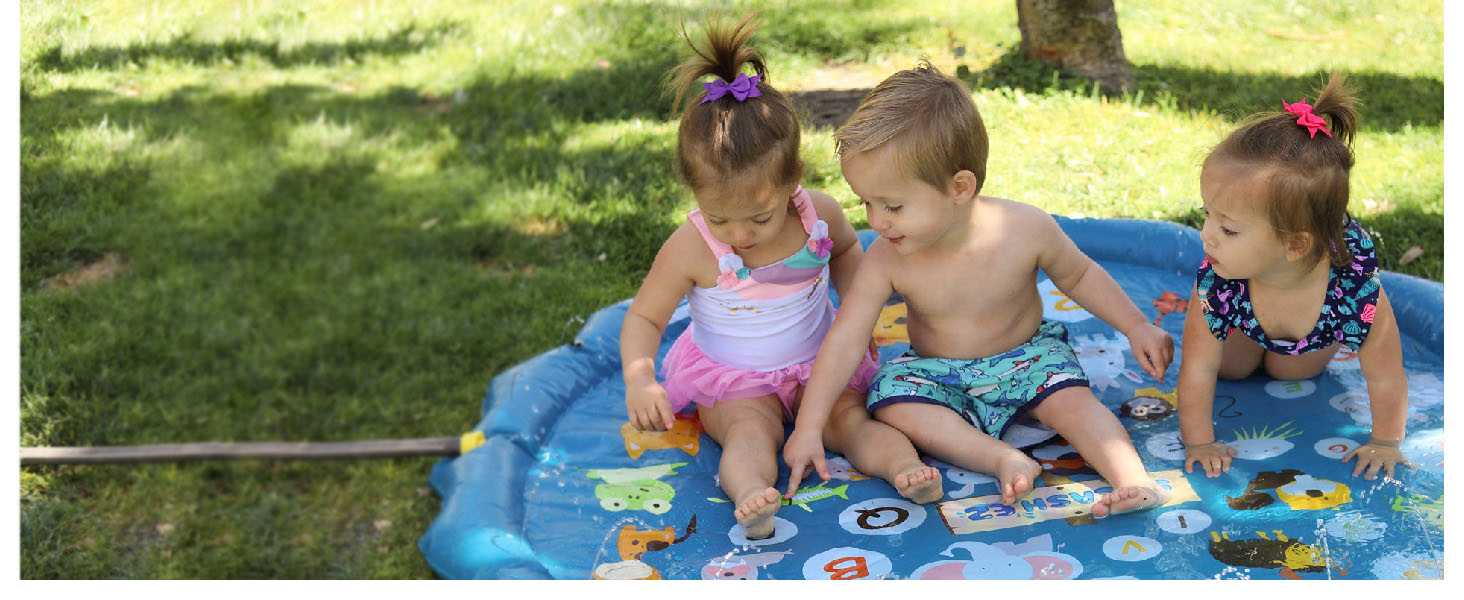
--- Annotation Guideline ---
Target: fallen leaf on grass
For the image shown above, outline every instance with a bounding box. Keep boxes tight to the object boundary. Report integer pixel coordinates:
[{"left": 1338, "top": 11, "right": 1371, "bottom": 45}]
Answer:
[
  {"left": 414, "top": 93, "right": 454, "bottom": 116},
  {"left": 39, "top": 252, "right": 131, "bottom": 293},
  {"left": 1266, "top": 30, "right": 1346, "bottom": 41},
  {"left": 420, "top": 217, "right": 440, "bottom": 230},
  {"left": 1398, "top": 246, "right": 1425, "bottom": 265}
]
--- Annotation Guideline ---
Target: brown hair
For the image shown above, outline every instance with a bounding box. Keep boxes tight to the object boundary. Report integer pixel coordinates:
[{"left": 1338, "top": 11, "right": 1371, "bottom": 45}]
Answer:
[
  {"left": 666, "top": 15, "right": 801, "bottom": 195},
  {"left": 833, "top": 59, "right": 988, "bottom": 196},
  {"left": 1205, "top": 73, "right": 1360, "bottom": 267}
]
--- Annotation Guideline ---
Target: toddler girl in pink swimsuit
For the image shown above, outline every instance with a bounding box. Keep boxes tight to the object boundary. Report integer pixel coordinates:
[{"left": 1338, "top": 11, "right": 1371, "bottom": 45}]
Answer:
[{"left": 620, "top": 16, "right": 942, "bottom": 539}]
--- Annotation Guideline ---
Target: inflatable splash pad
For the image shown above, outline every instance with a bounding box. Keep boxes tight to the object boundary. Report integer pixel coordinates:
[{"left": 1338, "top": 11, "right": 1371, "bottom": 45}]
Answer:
[{"left": 419, "top": 217, "right": 1444, "bottom": 580}]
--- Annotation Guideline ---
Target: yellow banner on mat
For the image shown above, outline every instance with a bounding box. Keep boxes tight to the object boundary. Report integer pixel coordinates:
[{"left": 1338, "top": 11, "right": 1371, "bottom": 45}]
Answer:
[{"left": 936, "top": 469, "right": 1200, "bottom": 535}]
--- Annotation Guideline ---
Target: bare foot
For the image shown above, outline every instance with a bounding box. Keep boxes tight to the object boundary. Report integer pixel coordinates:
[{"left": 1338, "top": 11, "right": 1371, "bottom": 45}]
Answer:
[
  {"left": 733, "top": 487, "right": 781, "bottom": 539},
  {"left": 995, "top": 450, "right": 1043, "bottom": 505},
  {"left": 1091, "top": 485, "right": 1170, "bottom": 518},
  {"left": 893, "top": 465, "right": 945, "bottom": 504}
]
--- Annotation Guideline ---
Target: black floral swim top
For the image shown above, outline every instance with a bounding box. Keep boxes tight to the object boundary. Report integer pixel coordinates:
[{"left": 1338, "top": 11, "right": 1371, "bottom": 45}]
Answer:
[{"left": 1196, "top": 219, "right": 1382, "bottom": 355}]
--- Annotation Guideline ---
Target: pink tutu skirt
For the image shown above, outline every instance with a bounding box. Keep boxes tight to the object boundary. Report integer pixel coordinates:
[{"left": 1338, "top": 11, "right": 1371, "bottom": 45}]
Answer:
[{"left": 659, "top": 326, "right": 880, "bottom": 421}]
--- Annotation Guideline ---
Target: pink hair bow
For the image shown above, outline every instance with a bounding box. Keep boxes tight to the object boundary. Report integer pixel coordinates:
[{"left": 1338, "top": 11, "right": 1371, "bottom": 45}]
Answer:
[
  {"left": 1282, "top": 98, "right": 1332, "bottom": 139},
  {"left": 700, "top": 73, "right": 762, "bottom": 104}
]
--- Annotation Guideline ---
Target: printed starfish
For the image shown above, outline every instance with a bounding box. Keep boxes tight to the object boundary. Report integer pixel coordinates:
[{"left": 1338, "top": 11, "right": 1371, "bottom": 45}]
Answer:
[{"left": 1152, "top": 291, "right": 1189, "bottom": 325}]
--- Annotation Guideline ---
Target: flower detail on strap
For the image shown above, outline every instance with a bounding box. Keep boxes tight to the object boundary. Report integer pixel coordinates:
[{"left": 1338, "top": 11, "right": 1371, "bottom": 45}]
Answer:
[
  {"left": 1282, "top": 98, "right": 1333, "bottom": 139},
  {"left": 717, "top": 253, "right": 751, "bottom": 289},
  {"left": 700, "top": 73, "right": 763, "bottom": 104},
  {"left": 808, "top": 237, "right": 834, "bottom": 258},
  {"left": 806, "top": 221, "right": 833, "bottom": 258}
]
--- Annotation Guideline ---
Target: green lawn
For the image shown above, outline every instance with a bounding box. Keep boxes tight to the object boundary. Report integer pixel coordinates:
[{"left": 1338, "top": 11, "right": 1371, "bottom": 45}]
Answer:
[{"left": 20, "top": 0, "right": 1442, "bottom": 578}]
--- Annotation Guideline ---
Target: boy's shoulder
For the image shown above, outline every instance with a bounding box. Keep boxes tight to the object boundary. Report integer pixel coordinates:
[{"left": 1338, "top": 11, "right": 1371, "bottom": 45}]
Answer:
[
  {"left": 978, "top": 196, "right": 1059, "bottom": 231},
  {"left": 803, "top": 187, "right": 850, "bottom": 223}
]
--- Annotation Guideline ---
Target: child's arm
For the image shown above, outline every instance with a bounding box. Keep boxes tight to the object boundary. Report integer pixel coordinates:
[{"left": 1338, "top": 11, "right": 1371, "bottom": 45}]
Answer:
[
  {"left": 1175, "top": 285, "right": 1236, "bottom": 477},
  {"left": 783, "top": 241, "right": 894, "bottom": 497},
  {"left": 1033, "top": 211, "right": 1173, "bottom": 380},
  {"left": 620, "top": 227, "right": 699, "bottom": 432},
  {"left": 808, "top": 190, "right": 864, "bottom": 301},
  {"left": 1343, "top": 287, "right": 1412, "bottom": 479}
]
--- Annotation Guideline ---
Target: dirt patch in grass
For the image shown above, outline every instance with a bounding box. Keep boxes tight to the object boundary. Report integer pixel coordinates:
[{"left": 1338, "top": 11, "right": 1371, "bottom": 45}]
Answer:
[{"left": 39, "top": 252, "right": 131, "bottom": 293}]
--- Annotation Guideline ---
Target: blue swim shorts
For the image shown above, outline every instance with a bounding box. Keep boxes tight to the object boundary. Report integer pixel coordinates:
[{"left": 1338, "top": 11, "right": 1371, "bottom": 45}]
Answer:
[{"left": 866, "top": 320, "right": 1090, "bottom": 440}]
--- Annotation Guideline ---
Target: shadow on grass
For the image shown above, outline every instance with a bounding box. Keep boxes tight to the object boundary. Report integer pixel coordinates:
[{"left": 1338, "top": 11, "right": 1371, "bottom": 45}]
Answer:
[
  {"left": 21, "top": 51, "right": 681, "bottom": 151},
  {"left": 20, "top": 159, "right": 153, "bottom": 290},
  {"left": 967, "top": 48, "right": 1443, "bottom": 132},
  {"left": 29, "top": 21, "right": 465, "bottom": 72},
  {"left": 21, "top": 140, "right": 679, "bottom": 444}
]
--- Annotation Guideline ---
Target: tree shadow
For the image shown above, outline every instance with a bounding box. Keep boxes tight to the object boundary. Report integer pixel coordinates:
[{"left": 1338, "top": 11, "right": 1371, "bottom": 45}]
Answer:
[
  {"left": 28, "top": 21, "right": 465, "bottom": 72},
  {"left": 20, "top": 142, "right": 683, "bottom": 445},
  {"left": 21, "top": 52, "right": 681, "bottom": 154}
]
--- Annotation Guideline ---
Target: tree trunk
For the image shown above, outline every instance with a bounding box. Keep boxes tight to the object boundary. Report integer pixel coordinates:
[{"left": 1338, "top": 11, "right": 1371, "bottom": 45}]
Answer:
[{"left": 1016, "top": 0, "right": 1134, "bottom": 95}]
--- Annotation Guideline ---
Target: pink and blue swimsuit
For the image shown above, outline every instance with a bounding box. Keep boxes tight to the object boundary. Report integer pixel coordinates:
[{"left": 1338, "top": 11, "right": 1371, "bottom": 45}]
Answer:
[
  {"left": 659, "top": 186, "right": 879, "bottom": 420},
  {"left": 1197, "top": 218, "right": 1382, "bottom": 354}
]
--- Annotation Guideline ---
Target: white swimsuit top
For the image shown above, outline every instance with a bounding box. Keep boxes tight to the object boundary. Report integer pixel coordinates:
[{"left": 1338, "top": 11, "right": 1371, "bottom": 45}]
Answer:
[{"left": 684, "top": 186, "right": 837, "bottom": 371}]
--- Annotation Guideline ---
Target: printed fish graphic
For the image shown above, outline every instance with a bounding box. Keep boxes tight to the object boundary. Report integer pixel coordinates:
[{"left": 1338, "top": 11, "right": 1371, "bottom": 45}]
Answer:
[{"left": 782, "top": 482, "right": 850, "bottom": 511}]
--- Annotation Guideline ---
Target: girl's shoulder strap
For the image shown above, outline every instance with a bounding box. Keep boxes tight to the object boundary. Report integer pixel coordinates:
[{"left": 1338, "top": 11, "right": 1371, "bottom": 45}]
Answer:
[
  {"left": 1341, "top": 219, "right": 1381, "bottom": 281},
  {"left": 687, "top": 208, "right": 752, "bottom": 289},
  {"left": 1332, "top": 219, "right": 1382, "bottom": 347},
  {"left": 1194, "top": 257, "right": 1240, "bottom": 342},
  {"left": 686, "top": 208, "right": 735, "bottom": 257},
  {"left": 790, "top": 185, "right": 820, "bottom": 233}
]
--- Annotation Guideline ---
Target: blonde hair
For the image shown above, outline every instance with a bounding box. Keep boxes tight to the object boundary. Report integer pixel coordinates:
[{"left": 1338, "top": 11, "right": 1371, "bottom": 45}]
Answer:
[
  {"left": 666, "top": 14, "right": 801, "bottom": 194},
  {"left": 1205, "top": 72, "right": 1360, "bottom": 267},
  {"left": 833, "top": 59, "right": 988, "bottom": 195}
]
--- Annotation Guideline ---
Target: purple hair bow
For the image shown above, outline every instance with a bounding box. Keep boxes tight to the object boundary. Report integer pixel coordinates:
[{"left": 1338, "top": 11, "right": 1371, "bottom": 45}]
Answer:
[{"left": 700, "top": 73, "right": 762, "bottom": 104}]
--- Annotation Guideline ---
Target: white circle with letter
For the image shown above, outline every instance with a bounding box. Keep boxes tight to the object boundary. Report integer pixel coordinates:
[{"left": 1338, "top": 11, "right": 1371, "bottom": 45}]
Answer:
[
  {"left": 1155, "top": 509, "right": 1211, "bottom": 535},
  {"left": 728, "top": 516, "right": 797, "bottom": 546},
  {"left": 837, "top": 498, "right": 926, "bottom": 536},
  {"left": 801, "top": 547, "right": 892, "bottom": 580},
  {"left": 1314, "top": 437, "right": 1358, "bottom": 459},
  {"left": 1102, "top": 535, "right": 1162, "bottom": 562},
  {"left": 1264, "top": 379, "right": 1315, "bottom": 399},
  {"left": 1037, "top": 278, "right": 1094, "bottom": 323},
  {"left": 1144, "top": 431, "right": 1186, "bottom": 461}
]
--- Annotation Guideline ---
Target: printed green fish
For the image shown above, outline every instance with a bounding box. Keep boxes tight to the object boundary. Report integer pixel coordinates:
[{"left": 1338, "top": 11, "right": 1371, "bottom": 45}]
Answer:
[{"left": 782, "top": 482, "right": 850, "bottom": 512}]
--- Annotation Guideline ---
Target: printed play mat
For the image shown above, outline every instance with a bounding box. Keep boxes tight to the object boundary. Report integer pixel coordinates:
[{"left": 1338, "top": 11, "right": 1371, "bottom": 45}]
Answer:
[{"left": 419, "top": 219, "right": 1444, "bottom": 580}]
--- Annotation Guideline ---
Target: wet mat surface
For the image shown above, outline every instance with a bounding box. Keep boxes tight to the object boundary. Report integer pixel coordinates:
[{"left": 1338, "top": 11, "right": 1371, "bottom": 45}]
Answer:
[{"left": 420, "top": 218, "right": 1444, "bottom": 580}]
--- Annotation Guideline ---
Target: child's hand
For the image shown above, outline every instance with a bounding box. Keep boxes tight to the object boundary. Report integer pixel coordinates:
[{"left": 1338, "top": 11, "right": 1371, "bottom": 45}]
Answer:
[
  {"left": 1342, "top": 440, "right": 1413, "bottom": 480},
  {"left": 782, "top": 427, "right": 829, "bottom": 498},
  {"left": 625, "top": 381, "right": 675, "bottom": 431},
  {"left": 1125, "top": 323, "right": 1174, "bottom": 381},
  {"left": 1184, "top": 441, "right": 1236, "bottom": 478}
]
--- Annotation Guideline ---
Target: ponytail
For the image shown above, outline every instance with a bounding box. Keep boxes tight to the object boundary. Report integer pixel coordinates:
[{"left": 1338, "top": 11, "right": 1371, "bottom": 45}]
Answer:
[
  {"left": 666, "top": 15, "right": 802, "bottom": 193},
  {"left": 1309, "top": 72, "right": 1360, "bottom": 148},
  {"left": 667, "top": 15, "right": 767, "bottom": 116}
]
